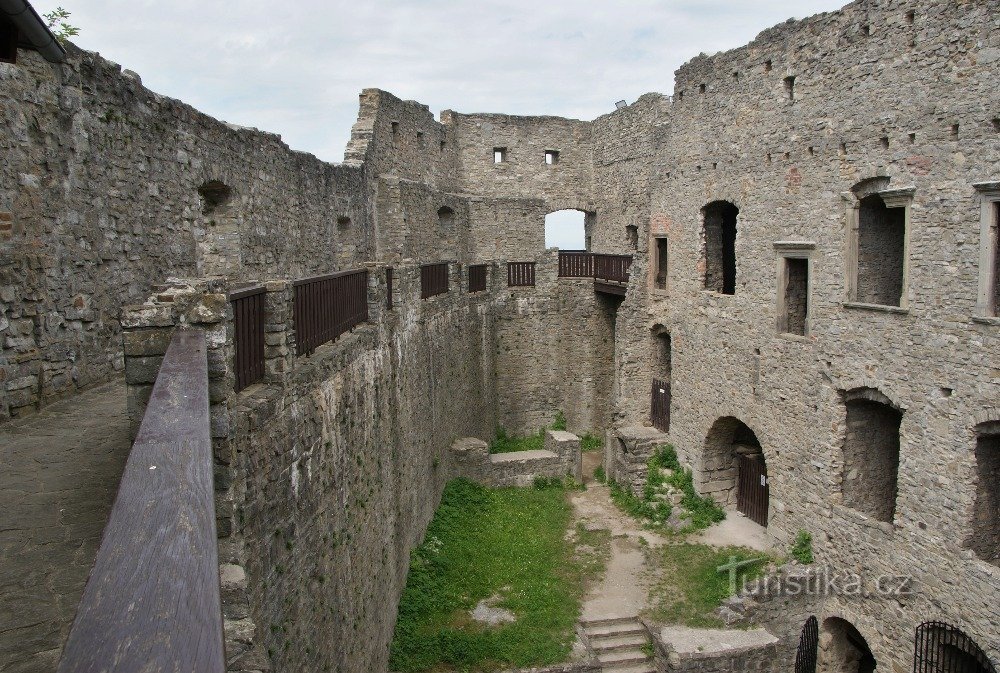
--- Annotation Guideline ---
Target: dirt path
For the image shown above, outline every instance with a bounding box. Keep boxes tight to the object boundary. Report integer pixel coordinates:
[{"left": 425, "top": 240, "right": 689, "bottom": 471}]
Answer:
[{"left": 571, "top": 452, "right": 663, "bottom": 621}]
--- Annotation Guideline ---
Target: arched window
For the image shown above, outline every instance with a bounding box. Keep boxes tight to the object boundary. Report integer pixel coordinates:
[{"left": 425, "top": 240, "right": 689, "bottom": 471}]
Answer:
[
  {"left": 702, "top": 201, "right": 738, "bottom": 294},
  {"left": 438, "top": 206, "right": 455, "bottom": 228},
  {"left": 544, "top": 209, "right": 587, "bottom": 250},
  {"left": 914, "top": 621, "right": 997, "bottom": 673}
]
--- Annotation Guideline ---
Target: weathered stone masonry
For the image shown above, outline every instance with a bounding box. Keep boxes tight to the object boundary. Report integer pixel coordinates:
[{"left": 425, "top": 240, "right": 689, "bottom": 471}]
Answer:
[{"left": 4, "top": 0, "right": 1000, "bottom": 671}]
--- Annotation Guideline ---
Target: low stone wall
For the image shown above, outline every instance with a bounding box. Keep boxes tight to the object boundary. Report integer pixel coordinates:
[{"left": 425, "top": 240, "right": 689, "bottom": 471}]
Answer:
[
  {"left": 450, "top": 430, "right": 582, "bottom": 487},
  {"left": 652, "top": 626, "right": 779, "bottom": 673}
]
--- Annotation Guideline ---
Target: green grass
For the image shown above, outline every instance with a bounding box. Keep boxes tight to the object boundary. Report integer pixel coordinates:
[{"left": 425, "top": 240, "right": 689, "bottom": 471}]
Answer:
[
  {"left": 648, "top": 543, "right": 772, "bottom": 627},
  {"left": 580, "top": 433, "right": 603, "bottom": 452},
  {"left": 489, "top": 426, "right": 546, "bottom": 454},
  {"left": 389, "top": 478, "right": 604, "bottom": 673}
]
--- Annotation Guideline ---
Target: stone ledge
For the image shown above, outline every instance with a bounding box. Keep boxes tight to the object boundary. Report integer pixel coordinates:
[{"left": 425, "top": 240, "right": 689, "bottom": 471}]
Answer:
[
  {"left": 489, "top": 449, "right": 559, "bottom": 463},
  {"left": 842, "top": 301, "right": 910, "bottom": 315}
]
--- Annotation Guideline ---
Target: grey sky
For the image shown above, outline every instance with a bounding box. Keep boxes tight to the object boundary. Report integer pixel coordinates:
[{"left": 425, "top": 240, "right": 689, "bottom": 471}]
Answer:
[{"left": 35, "top": 1, "right": 845, "bottom": 164}]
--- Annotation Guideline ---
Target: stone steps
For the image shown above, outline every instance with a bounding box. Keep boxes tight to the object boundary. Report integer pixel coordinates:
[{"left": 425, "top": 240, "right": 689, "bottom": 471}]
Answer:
[{"left": 581, "top": 616, "right": 654, "bottom": 673}]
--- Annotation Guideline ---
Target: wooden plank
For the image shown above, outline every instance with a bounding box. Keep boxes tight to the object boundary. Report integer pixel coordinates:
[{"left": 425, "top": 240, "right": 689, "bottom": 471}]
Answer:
[{"left": 58, "top": 328, "right": 224, "bottom": 673}]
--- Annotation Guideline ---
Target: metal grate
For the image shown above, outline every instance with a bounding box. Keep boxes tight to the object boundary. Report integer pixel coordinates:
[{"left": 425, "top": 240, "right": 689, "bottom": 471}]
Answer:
[
  {"left": 468, "top": 264, "right": 488, "bottom": 293},
  {"left": 914, "top": 622, "right": 997, "bottom": 673},
  {"left": 420, "top": 262, "right": 449, "bottom": 299},
  {"left": 230, "top": 286, "right": 266, "bottom": 392},
  {"left": 795, "top": 616, "right": 819, "bottom": 673}
]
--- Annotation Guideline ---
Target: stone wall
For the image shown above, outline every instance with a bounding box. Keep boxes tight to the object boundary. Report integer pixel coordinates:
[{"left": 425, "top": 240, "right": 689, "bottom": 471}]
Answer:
[
  {"left": 610, "top": 0, "right": 1000, "bottom": 667},
  {"left": 0, "top": 46, "right": 373, "bottom": 420},
  {"left": 449, "top": 430, "right": 583, "bottom": 488}
]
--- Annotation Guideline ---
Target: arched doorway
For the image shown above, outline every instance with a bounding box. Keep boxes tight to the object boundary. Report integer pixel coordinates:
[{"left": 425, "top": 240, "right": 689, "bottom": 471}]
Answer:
[
  {"left": 703, "top": 417, "right": 768, "bottom": 526},
  {"left": 914, "top": 621, "right": 997, "bottom": 673},
  {"left": 820, "top": 618, "right": 876, "bottom": 673},
  {"left": 544, "top": 209, "right": 588, "bottom": 250}
]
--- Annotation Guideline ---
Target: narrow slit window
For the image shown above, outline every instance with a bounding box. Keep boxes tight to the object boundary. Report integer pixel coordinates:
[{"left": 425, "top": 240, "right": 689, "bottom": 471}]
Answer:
[
  {"left": 784, "top": 76, "right": 796, "bottom": 101},
  {"left": 0, "top": 20, "right": 17, "bottom": 64},
  {"left": 654, "top": 237, "right": 668, "bottom": 290},
  {"left": 493, "top": 147, "right": 507, "bottom": 163},
  {"left": 545, "top": 150, "right": 560, "bottom": 165},
  {"left": 781, "top": 258, "right": 809, "bottom": 335}
]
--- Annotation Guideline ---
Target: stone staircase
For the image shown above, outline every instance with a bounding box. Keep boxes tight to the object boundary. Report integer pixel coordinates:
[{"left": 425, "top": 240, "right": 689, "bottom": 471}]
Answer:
[{"left": 581, "top": 616, "right": 655, "bottom": 673}]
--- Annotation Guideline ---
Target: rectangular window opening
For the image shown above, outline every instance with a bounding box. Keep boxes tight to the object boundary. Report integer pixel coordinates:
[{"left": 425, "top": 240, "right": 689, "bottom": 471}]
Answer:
[
  {"left": 0, "top": 20, "right": 17, "bottom": 64},
  {"left": 416, "top": 131, "right": 425, "bottom": 147},
  {"left": 544, "top": 150, "right": 560, "bottom": 165},
  {"left": 493, "top": 147, "right": 507, "bottom": 163},
  {"left": 782, "top": 258, "right": 809, "bottom": 335},
  {"left": 783, "top": 76, "right": 796, "bottom": 101},
  {"left": 857, "top": 195, "right": 905, "bottom": 306},
  {"left": 654, "top": 237, "right": 668, "bottom": 290}
]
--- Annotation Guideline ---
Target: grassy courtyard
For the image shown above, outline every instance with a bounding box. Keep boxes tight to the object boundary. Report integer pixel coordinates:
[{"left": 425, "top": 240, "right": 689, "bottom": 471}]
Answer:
[{"left": 389, "top": 478, "right": 607, "bottom": 673}]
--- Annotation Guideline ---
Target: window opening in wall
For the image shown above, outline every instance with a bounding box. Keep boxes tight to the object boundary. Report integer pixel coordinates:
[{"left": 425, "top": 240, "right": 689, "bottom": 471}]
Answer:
[
  {"left": 951, "top": 123, "right": 960, "bottom": 138},
  {"left": 416, "top": 131, "right": 425, "bottom": 147},
  {"left": 626, "top": 225, "right": 638, "bottom": 251},
  {"left": 437, "top": 206, "right": 455, "bottom": 233},
  {"left": 905, "top": 10, "right": 915, "bottom": 24},
  {"left": 654, "top": 237, "right": 668, "bottom": 290},
  {"left": 784, "top": 76, "right": 796, "bottom": 100},
  {"left": 908, "top": 132, "right": 916, "bottom": 144},
  {"left": 842, "top": 391, "right": 901, "bottom": 523},
  {"left": 702, "top": 201, "right": 738, "bottom": 294},
  {"left": 337, "top": 216, "right": 351, "bottom": 229},
  {"left": 493, "top": 147, "right": 506, "bottom": 163},
  {"left": 764, "top": 59, "right": 772, "bottom": 72},
  {"left": 440, "top": 140, "right": 446, "bottom": 151},
  {"left": 0, "top": 18, "right": 16, "bottom": 64},
  {"left": 391, "top": 121, "right": 399, "bottom": 135},
  {"left": 969, "top": 423, "right": 1000, "bottom": 566},
  {"left": 198, "top": 180, "right": 233, "bottom": 215},
  {"left": 780, "top": 257, "right": 809, "bottom": 335},
  {"left": 880, "top": 136, "right": 889, "bottom": 149},
  {"left": 861, "top": 24, "right": 871, "bottom": 36},
  {"left": 856, "top": 193, "right": 905, "bottom": 306},
  {"left": 544, "top": 150, "right": 560, "bottom": 165},
  {"left": 699, "top": 83, "right": 706, "bottom": 94},
  {"left": 544, "top": 209, "right": 585, "bottom": 249}
]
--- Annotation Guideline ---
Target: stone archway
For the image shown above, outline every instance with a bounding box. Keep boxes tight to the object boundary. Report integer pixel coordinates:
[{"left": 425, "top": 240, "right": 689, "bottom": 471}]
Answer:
[
  {"left": 820, "top": 617, "right": 877, "bottom": 673},
  {"left": 702, "top": 417, "right": 769, "bottom": 526}
]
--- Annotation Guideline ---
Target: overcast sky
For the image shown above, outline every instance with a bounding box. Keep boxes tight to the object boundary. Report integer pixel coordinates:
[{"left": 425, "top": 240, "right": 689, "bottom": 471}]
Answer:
[{"left": 35, "top": 0, "right": 844, "bottom": 164}]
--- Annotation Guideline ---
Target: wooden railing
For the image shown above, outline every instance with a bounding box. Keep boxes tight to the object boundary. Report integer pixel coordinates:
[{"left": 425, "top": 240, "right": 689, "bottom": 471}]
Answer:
[
  {"left": 593, "top": 253, "right": 633, "bottom": 283},
  {"left": 468, "top": 264, "right": 488, "bottom": 293},
  {"left": 293, "top": 269, "right": 369, "bottom": 356},
  {"left": 507, "top": 262, "right": 536, "bottom": 287},
  {"left": 420, "top": 262, "right": 449, "bottom": 299},
  {"left": 230, "top": 285, "right": 266, "bottom": 392},
  {"left": 558, "top": 250, "right": 593, "bottom": 277},
  {"left": 58, "top": 329, "right": 225, "bottom": 673}
]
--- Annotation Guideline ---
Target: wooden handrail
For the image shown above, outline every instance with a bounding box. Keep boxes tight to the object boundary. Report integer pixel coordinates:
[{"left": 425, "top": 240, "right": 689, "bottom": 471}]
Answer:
[{"left": 58, "top": 328, "right": 225, "bottom": 673}]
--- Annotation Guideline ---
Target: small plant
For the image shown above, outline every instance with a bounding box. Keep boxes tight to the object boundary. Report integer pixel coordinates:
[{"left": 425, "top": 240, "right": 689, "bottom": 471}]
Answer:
[
  {"left": 593, "top": 465, "right": 606, "bottom": 483},
  {"left": 552, "top": 410, "right": 568, "bottom": 431},
  {"left": 790, "top": 530, "right": 814, "bottom": 564},
  {"left": 580, "top": 433, "right": 604, "bottom": 452},
  {"left": 490, "top": 426, "right": 545, "bottom": 454},
  {"left": 640, "top": 642, "right": 655, "bottom": 658},
  {"left": 43, "top": 6, "right": 80, "bottom": 43}
]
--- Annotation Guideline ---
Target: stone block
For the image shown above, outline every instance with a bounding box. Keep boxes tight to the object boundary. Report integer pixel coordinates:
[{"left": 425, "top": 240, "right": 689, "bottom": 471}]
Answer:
[{"left": 122, "top": 327, "right": 174, "bottom": 357}]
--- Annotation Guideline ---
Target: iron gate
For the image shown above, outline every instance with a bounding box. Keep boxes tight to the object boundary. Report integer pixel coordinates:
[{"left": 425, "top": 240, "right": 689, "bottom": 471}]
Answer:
[
  {"left": 737, "top": 453, "right": 768, "bottom": 527},
  {"left": 914, "top": 621, "right": 997, "bottom": 673},
  {"left": 795, "top": 616, "right": 819, "bottom": 673},
  {"left": 651, "top": 378, "right": 670, "bottom": 432}
]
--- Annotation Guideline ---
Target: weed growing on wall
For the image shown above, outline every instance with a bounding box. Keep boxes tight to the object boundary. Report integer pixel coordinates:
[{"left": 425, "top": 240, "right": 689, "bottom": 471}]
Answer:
[
  {"left": 389, "top": 478, "right": 603, "bottom": 672},
  {"left": 607, "top": 445, "right": 724, "bottom": 534},
  {"left": 790, "top": 530, "right": 814, "bottom": 564}
]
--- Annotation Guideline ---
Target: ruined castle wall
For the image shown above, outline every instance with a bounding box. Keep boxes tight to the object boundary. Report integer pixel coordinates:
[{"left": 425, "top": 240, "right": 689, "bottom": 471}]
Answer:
[
  {"left": 0, "top": 48, "right": 374, "bottom": 420},
  {"left": 228, "top": 263, "right": 500, "bottom": 673},
  {"left": 448, "top": 111, "right": 594, "bottom": 259},
  {"left": 612, "top": 0, "right": 1000, "bottom": 666},
  {"left": 494, "top": 252, "right": 619, "bottom": 437}
]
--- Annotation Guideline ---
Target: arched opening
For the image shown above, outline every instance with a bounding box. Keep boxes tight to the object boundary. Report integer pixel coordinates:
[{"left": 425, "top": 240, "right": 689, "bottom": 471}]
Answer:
[
  {"left": 195, "top": 180, "right": 239, "bottom": 276},
  {"left": 198, "top": 180, "right": 232, "bottom": 215},
  {"left": 703, "top": 417, "right": 768, "bottom": 526},
  {"left": 437, "top": 206, "right": 455, "bottom": 228},
  {"left": 969, "top": 422, "right": 1000, "bottom": 566},
  {"left": 857, "top": 194, "right": 905, "bottom": 306},
  {"left": 914, "top": 621, "right": 997, "bottom": 673},
  {"left": 545, "top": 209, "right": 586, "bottom": 250},
  {"left": 702, "top": 201, "right": 738, "bottom": 294},
  {"left": 820, "top": 618, "right": 876, "bottom": 673},
  {"left": 650, "top": 328, "right": 671, "bottom": 432},
  {"left": 842, "top": 389, "right": 901, "bottom": 523},
  {"left": 796, "top": 616, "right": 820, "bottom": 673}
]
